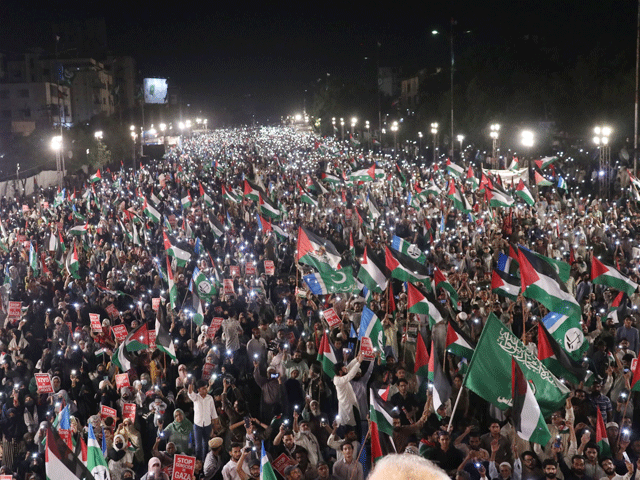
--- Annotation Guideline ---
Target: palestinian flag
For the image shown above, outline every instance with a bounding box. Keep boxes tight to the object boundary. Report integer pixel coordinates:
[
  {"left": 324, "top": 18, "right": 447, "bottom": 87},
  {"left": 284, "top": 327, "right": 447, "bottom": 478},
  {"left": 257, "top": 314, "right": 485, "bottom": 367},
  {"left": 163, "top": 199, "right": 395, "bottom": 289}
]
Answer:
[
  {"left": 143, "top": 198, "right": 161, "bottom": 223},
  {"left": 163, "top": 231, "right": 191, "bottom": 267},
  {"left": 596, "top": 407, "right": 611, "bottom": 457},
  {"left": 192, "top": 267, "right": 216, "bottom": 301},
  {"left": 124, "top": 322, "right": 150, "bottom": 352},
  {"left": 591, "top": 256, "right": 639, "bottom": 297},
  {"left": 385, "top": 246, "right": 430, "bottom": 284},
  {"left": 67, "top": 244, "right": 80, "bottom": 279},
  {"left": 446, "top": 159, "right": 465, "bottom": 178},
  {"left": 515, "top": 179, "right": 535, "bottom": 206},
  {"left": 272, "top": 224, "right": 289, "bottom": 242},
  {"left": 486, "top": 184, "right": 515, "bottom": 208},
  {"left": 535, "top": 171, "right": 553, "bottom": 186},
  {"left": 424, "top": 178, "right": 441, "bottom": 197},
  {"left": 445, "top": 321, "right": 476, "bottom": 359},
  {"left": 68, "top": 224, "right": 88, "bottom": 236},
  {"left": 256, "top": 214, "right": 272, "bottom": 233},
  {"left": 243, "top": 179, "right": 261, "bottom": 201},
  {"left": 394, "top": 163, "right": 407, "bottom": 187},
  {"left": 155, "top": 315, "right": 177, "bottom": 360},
  {"left": 630, "top": 354, "right": 640, "bottom": 392},
  {"left": 209, "top": 216, "right": 225, "bottom": 239},
  {"left": 466, "top": 166, "right": 479, "bottom": 190},
  {"left": 607, "top": 291, "right": 624, "bottom": 324},
  {"left": 491, "top": 269, "right": 520, "bottom": 300},
  {"left": 447, "top": 181, "right": 472, "bottom": 213},
  {"left": 538, "top": 322, "right": 587, "bottom": 385},
  {"left": 90, "top": 170, "right": 102, "bottom": 183},
  {"left": 535, "top": 156, "right": 558, "bottom": 170},
  {"left": 508, "top": 157, "right": 520, "bottom": 171},
  {"left": 167, "top": 257, "right": 178, "bottom": 310},
  {"left": 518, "top": 247, "right": 584, "bottom": 359},
  {"left": 299, "top": 184, "right": 318, "bottom": 207},
  {"left": 349, "top": 166, "right": 376, "bottom": 182},
  {"left": 357, "top": 247, "right": 388, "bottom": 293},
  {"left": 181, "top": 191, "right": 193, "bottom": 210},
  {"left": 222, "top": 184, "right": 240, "bottom": 203},
  {"left": 259, "top": 194, "right": 282, "bottom": 220},
  {"left": 297, "top": 227, "right": 342, "bottom": 271},
  {"left": 434, "top": 268, "right": 459, "bottom": 305},
  {"left": 511, "top": 358, "right": 551, "bottom": 445},
  {"left": 317, "top": 334, "right": 337, "bottom": 379},
  {"left": 391, "top": 235, "right": 426, "bottom": 264},
  {"left": 407, "top": 283, "right": 431, "bottom": 315},
  {"left": 199, "top": 182, "right": 214, "bottom": 207},
  {"left": 369, "top": 387, "right": 397, "bottom": 463},
  {"left": 321, "top": 172, "right": 341, "bottom": 184},
  {"left": 349, "top": 231, "right": 355, "bottom": 258},
  {"left": 112, "top": 341, "right": 134, "bottom": 371},
  {"left": 46, "top": 426, "right": 95, "bottom": 480},
  {"left": 87, "top": 424, "right": 110, "bottom": 480},
  {"left": 359, "top": 307, "right": 386, "bottom": 361},
  {"left": 303, "top": 266, "right": 356, "bottom": 295},
  {"left": 414, "top": 334, "right": 430, "bottom": 378},
  {"left": 428, "top": 340, "right": 452, "bottom": 411}
]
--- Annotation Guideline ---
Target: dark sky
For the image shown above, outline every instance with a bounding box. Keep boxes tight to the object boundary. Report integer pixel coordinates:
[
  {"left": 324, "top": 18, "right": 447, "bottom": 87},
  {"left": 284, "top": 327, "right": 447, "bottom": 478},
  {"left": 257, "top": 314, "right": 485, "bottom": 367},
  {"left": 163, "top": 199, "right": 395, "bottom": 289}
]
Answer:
[{"left": 1, "top": 0, "right": 637, "bottom": 123}]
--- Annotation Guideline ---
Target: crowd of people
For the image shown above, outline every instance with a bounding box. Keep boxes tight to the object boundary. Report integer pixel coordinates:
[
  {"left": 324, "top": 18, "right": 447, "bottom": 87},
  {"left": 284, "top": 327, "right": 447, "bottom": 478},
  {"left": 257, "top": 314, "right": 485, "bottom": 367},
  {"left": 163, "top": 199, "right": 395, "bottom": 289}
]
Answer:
[{"left": 0, "top": 126, "right": 638, "bottom": 480}]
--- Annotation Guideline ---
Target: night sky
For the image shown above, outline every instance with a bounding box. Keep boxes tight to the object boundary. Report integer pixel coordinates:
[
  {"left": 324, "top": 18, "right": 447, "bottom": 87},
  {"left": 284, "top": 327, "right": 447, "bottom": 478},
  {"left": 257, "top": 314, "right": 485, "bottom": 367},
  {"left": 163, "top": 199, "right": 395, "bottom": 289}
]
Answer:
[{"left": 1, "top": 0, "right": 637, "bottom": 124}]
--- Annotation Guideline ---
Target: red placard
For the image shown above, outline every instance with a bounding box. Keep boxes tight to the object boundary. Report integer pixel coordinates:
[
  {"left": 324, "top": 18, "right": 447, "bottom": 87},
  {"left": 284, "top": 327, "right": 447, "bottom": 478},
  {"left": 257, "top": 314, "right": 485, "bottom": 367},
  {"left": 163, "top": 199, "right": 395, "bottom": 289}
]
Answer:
[
  {"left": 230, "top": 265, "right": 240, "bottom": 277},
  {"left": 271, "top": 454, "right": 296, "bottom": 477},
  {"left": 264, "top": 260, "right": 275, "bottom": 276},
  {"left": 223, "top": 279, "right": 234, "bottom": 295},
  {"left": 112, "top": 324, "right": 128, "bottom": 342},
  {"left": 16, "top": 235, "right": 26, "bottom": 243},
  {"left": 35, "top": 373, "right": 54, "bottom": 393},
  {"left": 632, "top": 358, "right": 638, "bottom": 373},
  {"left": 123, "top": 403, "right": 137, "bottom": 421},
  {"left": 245, "top": 263, "right": 256, "bottom": 275},
  {"left": 202, "top": 362, "right": 215, "bottom": 381},
  {"left": 89, "top": 313, "right": 102, "bottom": 332},
  {"left": 208, "top": 318, "right": 224, "bottom": 338},
  {"left": 360, "top": 337, "right": 375, "bottom": 359},
  {"left": 172, "top": 454, "right": 196, "bottom": 480},
  {"left": 148, "top": 330, "right": 156, "bottom": 349},
  {"left": 8, "top": 302, "right": 21, "bottom": 323},
  {"left": 115, "top": 373, "right": 130, "bottom": 389},
  {"left": 101, "top": 405, "right": 117, "bottom": 420},
  {"left": 106, "top": 304, "right": 120, "bottom": 319},
  {"left": 152, "top": 297, "right": 161, "bottom": 311},
  {"left": 322, "top": 308, "right": 341, "bottom": 328}
]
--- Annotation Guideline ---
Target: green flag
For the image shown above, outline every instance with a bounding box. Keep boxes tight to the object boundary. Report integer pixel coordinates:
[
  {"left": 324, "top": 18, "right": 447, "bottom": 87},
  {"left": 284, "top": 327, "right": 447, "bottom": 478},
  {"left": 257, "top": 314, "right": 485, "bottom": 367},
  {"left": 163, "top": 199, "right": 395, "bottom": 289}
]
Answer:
[{"left": 464, "top": 314, "right": 569, "bottom": 417}]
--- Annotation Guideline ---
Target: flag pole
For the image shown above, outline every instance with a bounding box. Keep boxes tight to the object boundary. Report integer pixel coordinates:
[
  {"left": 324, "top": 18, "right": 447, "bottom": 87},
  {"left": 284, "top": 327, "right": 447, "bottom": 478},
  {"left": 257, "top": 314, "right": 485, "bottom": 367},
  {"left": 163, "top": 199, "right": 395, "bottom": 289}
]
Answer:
[
  {"left": 447, "top": 384, "right": 465, "bottom": 431},
  {"left": 521, "top": 295, "right": 527, "bottom": 342},
  {"left": 350, "top": 422, "right": 370, "bottom": 480}
]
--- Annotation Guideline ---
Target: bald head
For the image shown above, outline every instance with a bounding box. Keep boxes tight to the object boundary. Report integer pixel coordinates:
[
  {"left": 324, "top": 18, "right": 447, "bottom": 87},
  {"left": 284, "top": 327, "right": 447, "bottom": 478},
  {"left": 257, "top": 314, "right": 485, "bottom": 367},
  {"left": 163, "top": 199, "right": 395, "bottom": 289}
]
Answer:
[{"left": 369, "top": 454, "right": 449, "bottom": 480}]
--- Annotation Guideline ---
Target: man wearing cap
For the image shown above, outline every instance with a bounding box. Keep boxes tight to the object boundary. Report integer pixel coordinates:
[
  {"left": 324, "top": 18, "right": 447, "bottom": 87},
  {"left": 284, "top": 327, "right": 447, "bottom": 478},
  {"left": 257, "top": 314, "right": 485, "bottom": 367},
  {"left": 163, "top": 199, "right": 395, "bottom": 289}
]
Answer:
[{"left": 204, "top": 437, "right": 225, "bottom": 480}]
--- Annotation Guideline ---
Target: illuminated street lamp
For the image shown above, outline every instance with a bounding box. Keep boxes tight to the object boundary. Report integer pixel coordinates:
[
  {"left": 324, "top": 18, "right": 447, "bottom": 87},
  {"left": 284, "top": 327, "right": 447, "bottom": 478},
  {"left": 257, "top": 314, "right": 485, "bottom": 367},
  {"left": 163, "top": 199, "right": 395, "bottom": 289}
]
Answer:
[
  {"left": 490, "top": 124, "right": 500, "bottom": 166},
  {"left": 365, "top": 120, "right": 370, "bottom": 151},
  {"left": 332, "top": 117, "right": 336, "bottom": 137},
  {"left": 340, "top": 118, "right": 345, "bottom": 142},
  {"left": 456, "top": 134, "right": 464, "bottom": 158},
  {"left": 520, "top": 130, "right": 535, "bottom": 183},
  {"left": 94, "top": 131, "right": 103, "bottom": 141},
  {"left": 390, "top": 121, "right": 399, "bottom": 152},
  {"left": 594, "top": 125, "right": 612, "bottom": 196},
  {"left": 418, "top": 131, "right": 423, "bottom": 157},
  {"left": 430, "top": 122, "right": 439, "bottom": 160}
]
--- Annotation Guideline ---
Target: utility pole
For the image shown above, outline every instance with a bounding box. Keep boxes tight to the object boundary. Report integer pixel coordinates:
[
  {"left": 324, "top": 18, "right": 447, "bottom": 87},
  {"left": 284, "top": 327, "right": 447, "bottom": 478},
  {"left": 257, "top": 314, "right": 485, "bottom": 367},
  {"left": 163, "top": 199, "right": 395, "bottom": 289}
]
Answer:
[{"left": 635, "top": 0, "right": 640, "bottom": 175}]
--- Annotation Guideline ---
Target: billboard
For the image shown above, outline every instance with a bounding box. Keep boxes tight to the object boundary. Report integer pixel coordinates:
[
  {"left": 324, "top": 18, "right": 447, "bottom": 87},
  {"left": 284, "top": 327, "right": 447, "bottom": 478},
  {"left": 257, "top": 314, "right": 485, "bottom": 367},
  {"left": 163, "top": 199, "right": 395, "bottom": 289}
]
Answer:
[{"left": 143, "top": 78, "right": 168, "bottom": 104}]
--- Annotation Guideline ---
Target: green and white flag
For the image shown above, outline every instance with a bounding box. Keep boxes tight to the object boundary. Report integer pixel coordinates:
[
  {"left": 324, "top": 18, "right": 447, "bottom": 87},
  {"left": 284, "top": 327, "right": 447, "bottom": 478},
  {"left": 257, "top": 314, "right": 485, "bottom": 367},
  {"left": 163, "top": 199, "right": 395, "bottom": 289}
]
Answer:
[
  {"left": 515, "top": 179, "right": 535, "bottom": 206},
  {"left": 512, "top": 358, "right": 551, "bottom": 445},
  {"left": 446, "top": 159, "right": 465, "bottom": 178},
  {"left": 87, "top": 424, "right": 110, "bottom": 480},
  {"left": 391, "top": 235, "right": 426, "bottom": 264},
  {"left": 260, "top": 442, "right": 278, "bottom": 480},
  {"left": 192, "top": 267, "right": 216, "bottom": 301},
  {"left": 358, "top": 307, "right": 386, "bottom": 362},
  {"left": 69, "top": 224, "right": 88, "bottom": 236},
  {"left": 357, "top": 246, "right": 388, "bottom": 293},
  {"left": 464, "top": 313, "right": 569, "bottom": 417},
  {"left": 425, "top": 178, "right": 442, "bottom": 197},
  {"left": 303, "top": 267, "right": 356, "bottom": 295}
]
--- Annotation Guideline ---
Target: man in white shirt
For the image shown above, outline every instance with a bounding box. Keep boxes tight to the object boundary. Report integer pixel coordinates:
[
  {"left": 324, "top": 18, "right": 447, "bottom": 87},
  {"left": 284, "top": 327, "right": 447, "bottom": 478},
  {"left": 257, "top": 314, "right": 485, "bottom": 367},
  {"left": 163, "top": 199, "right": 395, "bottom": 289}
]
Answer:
[
  {"left": 188, "top": 380, "right": 220, "bottom": 461},
  {"left": 333, "top": 352, "right": 363, "bottom": 427},
  {"left": 221, "top": 443, "right": 249, "bottom": 480}
]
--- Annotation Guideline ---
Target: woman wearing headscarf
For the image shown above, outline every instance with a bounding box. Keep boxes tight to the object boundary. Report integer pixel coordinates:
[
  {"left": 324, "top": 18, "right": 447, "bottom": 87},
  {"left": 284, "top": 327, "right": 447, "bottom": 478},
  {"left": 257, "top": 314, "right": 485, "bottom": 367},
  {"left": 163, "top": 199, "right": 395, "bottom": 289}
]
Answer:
[
  {"left": 160, "top": 408, "right": 193, "bottom": 454},
  {"left": 115, "top": 418, "right": 144, "bottom": 465},
  {"left": 108, "top": 433, "right": 135, "bottom": 480},
  {"left": 140, "top": 457, "right": 170, "bottom": 480},
  {"left": 176, "top": 365, "right": 189, "bottom": 389}
]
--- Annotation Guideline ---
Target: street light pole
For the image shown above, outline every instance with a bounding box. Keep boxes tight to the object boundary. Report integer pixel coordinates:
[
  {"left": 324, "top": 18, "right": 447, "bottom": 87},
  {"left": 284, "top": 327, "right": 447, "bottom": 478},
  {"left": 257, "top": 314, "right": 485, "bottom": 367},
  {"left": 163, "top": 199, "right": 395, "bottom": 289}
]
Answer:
[
  {"left": 457, "top": 134, "right": 464, "bottom": 161},
  {"left": 340, "top": 118, "right": 345, "bottom": 142},
  {"left": 391, "top": 121, "right": 398, "bottom": 153},
  {"left": 430, "top": 123, "right": 439, "bottom": 163},
  {"left": 594, "top": 126, "right": 612, "bottom": 197},
  {"left": 490, "top": 124, "right": 500, "bottom": 168}
]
